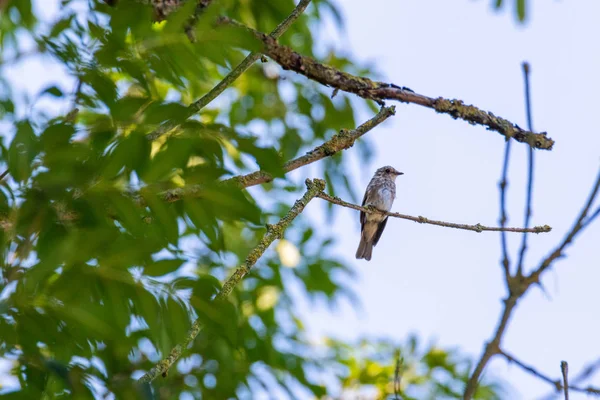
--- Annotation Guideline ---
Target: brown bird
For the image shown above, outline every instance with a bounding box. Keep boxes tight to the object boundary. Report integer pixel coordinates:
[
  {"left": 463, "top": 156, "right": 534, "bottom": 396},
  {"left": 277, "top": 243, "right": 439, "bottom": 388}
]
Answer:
[{"left": 356, "top": 165, "right": 403, "bottom": 261}]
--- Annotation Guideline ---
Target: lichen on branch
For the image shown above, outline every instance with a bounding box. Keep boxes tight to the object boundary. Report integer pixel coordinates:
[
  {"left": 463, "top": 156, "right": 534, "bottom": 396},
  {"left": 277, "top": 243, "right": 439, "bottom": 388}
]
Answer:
[{"left": 217, "top": 20, "right": 554, "bottom": 150}]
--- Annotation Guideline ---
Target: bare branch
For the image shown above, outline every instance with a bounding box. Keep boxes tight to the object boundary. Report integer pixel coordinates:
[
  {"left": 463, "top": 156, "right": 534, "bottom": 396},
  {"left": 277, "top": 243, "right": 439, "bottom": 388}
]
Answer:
[
  {"left": 221, "top": 106, "right": 395, "bottom": 188},
  {"left": 498, "top": 139, "right": 512, "bottom": 283},
  {"left": 499, "top": 351, "right": 600, "bottom": 398},
  {"left": 516, "top": 62, "right": 536, "bottom": 276},
  {"left": 540, "top": 358, "right": 600, "bottom": 400},
  {"left": 500, "top": 349, "right": 561, "bottom": 390},
  {"left": 393, "top": 350, "right": 403, "bottom": 399},
  {"left": 137, "top": 178, "right": 325, "bottom": 383},
  {"left": 561, "top": 361, "right": 569, "bottom": 400},
  {"left": 463, "top": 295, "right": 518, "bottom": 399},
  {"left": 147, "top": 0, "right": 312, "bottom": 141},
  {"left": 317, "top": 192, "right": 551, "bottom": 234},
  {"left": 220, "top": 21, "right": 554, "bottom": 150},
  {"left": 464, "top": 165, "right": 600, "bottom": 399},
  {"left": 526, "top": 165, "right": 600, "bottom": 285}
]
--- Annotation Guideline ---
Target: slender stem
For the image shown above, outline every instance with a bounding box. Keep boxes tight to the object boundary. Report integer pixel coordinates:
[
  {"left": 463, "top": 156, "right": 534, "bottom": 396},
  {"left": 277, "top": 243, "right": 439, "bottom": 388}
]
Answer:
[
  {"left": 516, "top": 62, "right": 535, "bottom": 276},
  {"left": 147, "top": 0, "right": 312, "bottom": 141},
  {"left": 393, "top": 350, "right": 402, "bottom": 399},
  {"left": 499, "top": 139, "right": 512, "bottom": 283},
  {"left": 500, "top": 351, "right": 600, "bottom": 399},
  {"left": 317, "top": 192, "right": 551, "bottom": 233},
  {"left": 500, "top": 349, "right": 561, "bottom": 389},
  {"left": 561, "top": 361, "right": 569, "bottom": 400},
  {"left": 526, "top": 165, "right": 600, "bottom": 285},
  {"left": 463, "top": 295, "right": 518, "bottom": 399},
  {"left": 137, "top": 178, "right": 325, "bottom": 383},
  {"left": 464, "top": 165, "right": 600, "bottom": 399}
]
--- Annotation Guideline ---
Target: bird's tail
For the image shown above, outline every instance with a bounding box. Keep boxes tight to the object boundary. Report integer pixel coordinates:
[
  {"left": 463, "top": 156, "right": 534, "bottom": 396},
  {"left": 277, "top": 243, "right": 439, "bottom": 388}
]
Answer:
[{"left": 355, "top": 233, "right": 373, "bottom": 261}]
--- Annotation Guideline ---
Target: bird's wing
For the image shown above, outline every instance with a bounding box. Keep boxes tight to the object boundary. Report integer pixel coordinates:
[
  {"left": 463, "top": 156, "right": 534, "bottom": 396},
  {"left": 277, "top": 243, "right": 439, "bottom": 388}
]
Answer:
[
  {"left": 372, "top": 216, "right": 388, "bottom": 246},
  {"left": 360, "top": 188, "right": 369, "bottom": 231}
]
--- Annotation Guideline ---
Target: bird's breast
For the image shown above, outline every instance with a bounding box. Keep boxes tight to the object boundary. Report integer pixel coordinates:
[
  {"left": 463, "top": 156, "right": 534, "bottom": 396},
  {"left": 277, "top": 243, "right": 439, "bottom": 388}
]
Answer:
[{"left": 371, "top": 187, "right": 395, "bottom": 212}]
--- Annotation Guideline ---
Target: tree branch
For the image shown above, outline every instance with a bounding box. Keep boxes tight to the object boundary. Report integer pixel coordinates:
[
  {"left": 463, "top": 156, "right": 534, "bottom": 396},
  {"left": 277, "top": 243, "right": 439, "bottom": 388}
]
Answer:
[
  {"left": 317, "top": 192, "right": 551, "bottom": 233},
  {"left": 219, "top": 21, "right": 554, "bottom": 150},
  {"left": 516, "top": 62, "right": 536, "bottom": 276},
  {"left": 498, "top": 138, "right": 512, "bottom": 283},
  {"left": 463, "top": 294, "right": 518, "bottom": 399},
  {"left": 561, "top": 361, "right": 569, "bottom": 400},
  {"left": 0, "top": 107, "right": 392, "bottom": 230},
  {"left": 540, "top": 358, "right": 600, "bottom": 400},
  {"left": 463, "top": 164, "right": 600, "bottom": 399},
  {"left": 137, "top": 178, "right": 325, "bottom": 383},
  {"left": 499, "top": 350, "right": 600, "bottom": 398},
  {"left": 221, "top": 105, "right": 395, "bottom": 188},
  {"left": 147, "top": 0, "right": 312, "bottom": 141},
  {"left": 159, "top": 106, "right": 394, "bottom": 203},
  {"left": 525, "top": 165, "right": 600, "bottom": 285},
  {"left": 500, "top": 349, "right": 561, "bottom": 389}
]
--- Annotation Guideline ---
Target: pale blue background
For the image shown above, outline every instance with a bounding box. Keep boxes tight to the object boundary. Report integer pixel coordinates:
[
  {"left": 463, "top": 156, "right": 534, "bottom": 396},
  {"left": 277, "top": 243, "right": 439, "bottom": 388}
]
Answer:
[
  {"left": 296, "top": 1, "right": 600, "bottom": 399},
  {"left": 3, "top": 1, "right": 600, "bottom": 399}
]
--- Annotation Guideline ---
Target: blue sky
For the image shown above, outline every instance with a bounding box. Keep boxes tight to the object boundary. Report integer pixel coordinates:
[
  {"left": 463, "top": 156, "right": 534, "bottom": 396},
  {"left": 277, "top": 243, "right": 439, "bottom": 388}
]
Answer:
[
  {"left": 296, "top": 1, "right": 600, "bottom": 399},
  {"left": 3, "top": 0, "right": 600, "bottom": 399}
]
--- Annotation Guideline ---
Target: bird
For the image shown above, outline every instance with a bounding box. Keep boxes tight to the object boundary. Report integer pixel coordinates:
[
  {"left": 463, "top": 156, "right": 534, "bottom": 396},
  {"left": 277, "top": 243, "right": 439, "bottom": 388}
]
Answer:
[{"left": 355, "top": 165, "right": 403, "bottom": 261}]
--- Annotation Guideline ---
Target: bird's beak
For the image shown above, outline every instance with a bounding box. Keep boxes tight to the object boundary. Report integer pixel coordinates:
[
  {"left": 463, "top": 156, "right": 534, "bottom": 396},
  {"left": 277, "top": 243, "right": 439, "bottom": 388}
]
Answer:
[{"left": 395, "top": 171, "right": 404, "bottom": 176}]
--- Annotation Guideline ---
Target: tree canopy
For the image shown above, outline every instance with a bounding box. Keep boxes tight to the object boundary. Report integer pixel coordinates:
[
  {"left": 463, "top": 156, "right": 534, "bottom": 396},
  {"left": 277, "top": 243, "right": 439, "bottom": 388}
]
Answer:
[{"left": 0, "top": 0, "right": 549, "bottom": 399}]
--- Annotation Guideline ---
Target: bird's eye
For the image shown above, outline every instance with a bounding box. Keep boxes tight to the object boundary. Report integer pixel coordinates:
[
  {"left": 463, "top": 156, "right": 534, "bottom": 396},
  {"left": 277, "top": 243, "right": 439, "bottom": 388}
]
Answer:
[{"left": 385, "top": 168, "right": 391, "bottom": 173}]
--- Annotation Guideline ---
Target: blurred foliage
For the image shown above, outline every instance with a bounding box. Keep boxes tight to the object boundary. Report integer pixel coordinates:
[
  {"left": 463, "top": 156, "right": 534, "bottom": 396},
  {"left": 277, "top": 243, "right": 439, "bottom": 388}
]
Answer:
[
  {"left": 493, "top": 0, "right": 527, "bottom": 22},
  {"left": 0, "top": 0, "right": 504, "bottom": 398},
  {"left": 327, "top": 336, "right": 504, "bottom": 399}
]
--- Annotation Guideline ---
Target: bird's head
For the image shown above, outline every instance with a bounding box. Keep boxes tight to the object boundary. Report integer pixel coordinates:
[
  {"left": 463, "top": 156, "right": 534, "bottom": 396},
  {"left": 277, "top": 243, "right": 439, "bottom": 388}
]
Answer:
[{"left": 375, "top": 165, "right": 404, "bottom": 180}]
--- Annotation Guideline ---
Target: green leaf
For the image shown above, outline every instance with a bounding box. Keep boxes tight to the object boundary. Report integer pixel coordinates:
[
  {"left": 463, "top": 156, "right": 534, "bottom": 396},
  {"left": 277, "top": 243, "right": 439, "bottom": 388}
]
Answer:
[
  {"left": 8, "top": 121, "right": 39, "bottom": 182},
  {"left": 192, "top": 274, "right": 222, "bottom": 301},
  {"left": 48, "top": 14, "right": 75, "bottom": 38},
  {"left": 41, "top": 86, "right": 64, "bottom": 97},
  {"left": 517, "top": 0, "right": 526, "bottom": 21},
  {"left": 84, "top": 69, "right": 118, "bottom": 108},
  {"left": 143, "top": 102, "right": 190, "bottom": 125},
  {"left": 237, "top": 138, "right": 285, "bottom": 178},
  {"left": 144, "top": 258, "right": 185, "bottom": 277}
]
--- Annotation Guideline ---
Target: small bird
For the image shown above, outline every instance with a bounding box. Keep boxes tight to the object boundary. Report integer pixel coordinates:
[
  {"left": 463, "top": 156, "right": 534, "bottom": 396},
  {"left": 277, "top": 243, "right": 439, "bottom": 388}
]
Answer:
[{"left": 356, "top": 165, "right": 404, "bottom": 261}]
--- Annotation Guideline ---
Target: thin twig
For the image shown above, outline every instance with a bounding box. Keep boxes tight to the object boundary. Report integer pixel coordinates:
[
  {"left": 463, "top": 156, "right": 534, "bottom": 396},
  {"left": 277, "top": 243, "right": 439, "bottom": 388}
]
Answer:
[
  {"left": 573, "top": 358, "right": 600, "bottom": 385},
  {"left": 221, "top": 106, "right": 395, "bottom": 188},
  {"left": 0, "top": 170, "right": 9, "bottom": 181},
  {"left": 218, "top": 21, "right": 554, "bottom": 150},
  {"left": 137, "top": 178, "right": 325, "bottom": 383},
  {"left": 499, "top": 351, "right": 600, "bottom": 398},
  {"left": 147, "top": 0, "right": 312, "bottom": 141},
  {"left": 499, "top": 138, "right": 512, "bottom": 283},
  {"left": 516, "top": 62, "right": 536, "bottom": 276},
  {"left": 394, "top": 350, "right": 403, "bottom": 399},
  {"left": 463, "top": 295, "right": 518, "bottom": 399},
  {"left": 525, "top": 166, "right": 600, "bottom": 285},
  {"left": 539, "top": 358, "right": 600, "bottom": 400},
  {"left": 500, "top": 349, "right": 561, "bottom": 389},
  {"left": 0, "top": 108, "right": 393, "bottom": 230},
  {"left": 317, "top": 192, "right": 551, "bottom": 233},
  {"left": 561, "top": 361, "right": 569, "bottom": 400},
  {"left": 464, "top": 165, "right": 600, "bottom": 400}
]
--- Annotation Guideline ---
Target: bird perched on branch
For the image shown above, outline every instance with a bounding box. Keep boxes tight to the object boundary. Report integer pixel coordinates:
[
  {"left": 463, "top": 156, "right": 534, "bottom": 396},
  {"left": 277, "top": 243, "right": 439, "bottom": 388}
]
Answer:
[{"left": 356, "top": 165, "right": 403, "bottom": 261}]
